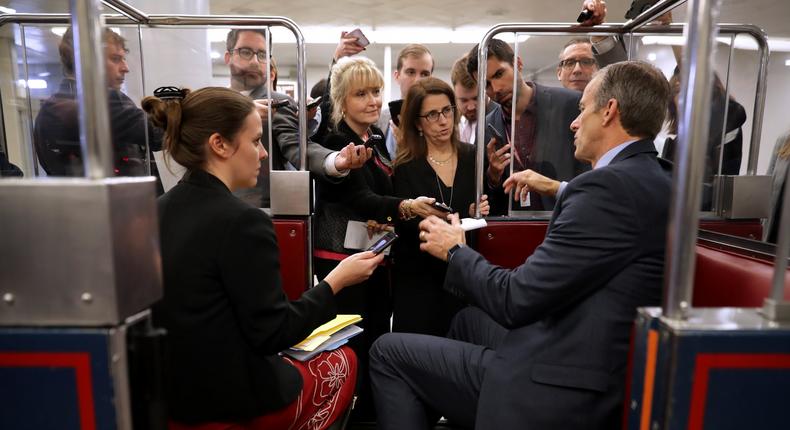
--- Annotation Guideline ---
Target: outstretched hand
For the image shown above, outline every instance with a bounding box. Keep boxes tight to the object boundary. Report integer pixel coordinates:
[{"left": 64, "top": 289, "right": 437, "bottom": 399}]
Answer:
[
  {"left": 578, "top": 0, "right": 607, "bottom": 26},
  {"left": 335, "top": 143, "right": 372, "bottom": 171},
  {"left": 503, "top": 169, "right": 561, "bottom": 201},
  {"left": 324, "top": 251, "right": 385, "bottom": 293},
  {"left": 334, "top": 31, "right": 366, "bottom": 61}
]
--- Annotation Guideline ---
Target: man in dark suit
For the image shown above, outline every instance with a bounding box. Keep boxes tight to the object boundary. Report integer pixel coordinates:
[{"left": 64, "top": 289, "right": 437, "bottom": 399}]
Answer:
[
  {"left": 370, "top": 60, "right": 672, "bottom": 430},
  {"left": 224, "top": 29, "right": 370, "bottom": 207},
  {"left": 467, "top": 39, "right": 589, "bottom": 211}
]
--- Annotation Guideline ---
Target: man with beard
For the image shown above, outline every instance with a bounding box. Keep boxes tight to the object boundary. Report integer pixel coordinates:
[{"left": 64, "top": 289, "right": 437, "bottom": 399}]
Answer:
[
  {"left": 468, "top": 39, "right": 589, "bottom": 211},
  {"left": 450, "top": 54, "right": 498, "bottom": 146},
  {"left": 224, "top": 29, "right": 369, "bottom": 207}
]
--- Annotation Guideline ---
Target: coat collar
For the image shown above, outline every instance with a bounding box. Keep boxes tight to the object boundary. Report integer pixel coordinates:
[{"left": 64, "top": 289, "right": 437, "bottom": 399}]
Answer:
[
  {"left": 182, "top": 169, "right": 232, "bottom": 194},
  {"left": 610, "top": 138, "right": 658, "bottom": 165}
]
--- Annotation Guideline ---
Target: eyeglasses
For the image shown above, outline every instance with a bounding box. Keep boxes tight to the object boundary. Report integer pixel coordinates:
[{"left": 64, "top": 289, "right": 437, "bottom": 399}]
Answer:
[
  {"left": 419, "top": 105, "right": 455, "bottom": 122},
  {"left": 231, "top": 48, "right": 269, "bottom": 62},
  {"left": 559, "top": 58, "right": 597, "bottom": 69}
]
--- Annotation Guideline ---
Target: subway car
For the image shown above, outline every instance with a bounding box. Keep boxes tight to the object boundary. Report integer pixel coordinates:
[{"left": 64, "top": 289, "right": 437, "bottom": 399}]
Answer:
[{"left": 1, "top": 0, "right": 789, "bottom": 429}]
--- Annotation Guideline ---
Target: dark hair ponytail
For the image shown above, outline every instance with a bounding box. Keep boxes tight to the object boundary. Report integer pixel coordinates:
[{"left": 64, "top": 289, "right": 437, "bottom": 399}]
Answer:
[{"left": 141, "top": 87, "right": 254, "bottom": 171}]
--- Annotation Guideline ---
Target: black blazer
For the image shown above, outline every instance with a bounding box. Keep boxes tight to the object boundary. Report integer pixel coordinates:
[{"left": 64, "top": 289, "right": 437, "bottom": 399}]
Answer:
[
  {"left": 484, "top": 82, "right": 589, "bottom": 210},
  {"left": 157, "top": 169, "right": 336, "bottom": 423},
  {"left": 444, "top": 139, "right": 671, "bottom": 429},
  {"left": 314, "top": 120, "right": 403, "bottom": 253}
]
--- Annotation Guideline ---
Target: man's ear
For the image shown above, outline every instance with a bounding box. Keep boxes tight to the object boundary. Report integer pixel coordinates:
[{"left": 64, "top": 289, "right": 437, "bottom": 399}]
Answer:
[
  {"left": 601, "top": 98, "right": 619, "bottom": 127},
  {"left": 516, "top": 56, "right": 524, "bottom": 74},
  {"left": 224, "top": 51, "right": 231, "bottom": 66},
  {"left": 207, "top": 132, "right": 232, "bottom": 159}
]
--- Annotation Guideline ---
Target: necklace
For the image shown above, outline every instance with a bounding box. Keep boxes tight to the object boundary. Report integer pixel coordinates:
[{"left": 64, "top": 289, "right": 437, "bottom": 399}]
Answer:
[
  {"left": 435, "top": 169, "right": 455, "bottom": 208},
  {"left": 427, "top": 153, "right": 453, "bottom": 165}
]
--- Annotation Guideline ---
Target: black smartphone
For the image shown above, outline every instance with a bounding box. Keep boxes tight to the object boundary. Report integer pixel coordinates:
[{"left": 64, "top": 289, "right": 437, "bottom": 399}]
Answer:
[
  {"left": 365, "top": 133, "right": 384, "bottom": 149},
  {"left": 625, "top": 0, "right": 660, "bottom": 20},
  {"left": 271, "top": 99, "right": 290, "bottom": 109},
  {"left": 306, "top": 96, "right": 322, "bottom": 110},
  {"left": 487, "top": 123, "right": 505, "bottom": 145},
  {"left": 432, "top": 201, "right": 453, "bottom": 213},
  {"left": 576, "top": 8, "right": 593, "bottom": 23},
  {"left": 388, "top": 100, "right": 404, "bottom": 127},
  {"left": 367, "top": 231, "right": 398, "bottom": 255}
]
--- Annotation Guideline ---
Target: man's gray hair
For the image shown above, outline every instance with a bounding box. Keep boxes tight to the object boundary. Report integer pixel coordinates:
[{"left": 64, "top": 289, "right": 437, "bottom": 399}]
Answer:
[{"left": 592, "top": 61, "right": 670, "bottom": 139}]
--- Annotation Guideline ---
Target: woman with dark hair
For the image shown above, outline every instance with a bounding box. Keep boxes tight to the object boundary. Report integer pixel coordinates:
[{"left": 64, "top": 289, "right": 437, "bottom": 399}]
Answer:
[
  {"left": 391, "top": 77, "right": 490, "bottom": 336},
  {"left": 143, "top": 86, "right": 383, "bottom": 430},
  {"left": 313, "top": 57, "right": 441, "bottom": 421}
]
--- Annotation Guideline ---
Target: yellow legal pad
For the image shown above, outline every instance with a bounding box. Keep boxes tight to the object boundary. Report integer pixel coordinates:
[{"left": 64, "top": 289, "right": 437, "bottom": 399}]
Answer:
[{"left": 292, "top": 314, "right": 362, "bottom": 352}]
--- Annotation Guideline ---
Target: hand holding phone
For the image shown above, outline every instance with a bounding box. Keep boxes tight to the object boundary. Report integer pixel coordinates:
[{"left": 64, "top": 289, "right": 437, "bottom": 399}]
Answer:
[
  {"left": 367, "top": 231, "right": 398, "bottom": 255},
  {"left": 365, "top": 133, "right": 385, "bottom": 149},
  {"left": 577, "top": 8, "right": 593, "bottom": 23},
  {"left": 347, "top": 28, "right": 370, "bottom": 47},
  {"left": 487, "top": 123, "right": 506, "bottom": 146},
  {"left": 306, "top": 96, "right": 322, "bottom": 110},
  {"left": 432, "top": 201, "right": 453, "bottom": 213}
]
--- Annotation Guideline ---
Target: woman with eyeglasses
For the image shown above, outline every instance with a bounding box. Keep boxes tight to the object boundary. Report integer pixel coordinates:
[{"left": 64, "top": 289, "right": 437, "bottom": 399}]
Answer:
[
  {"left": 144, "top": 86, "right": 384, "bottom": 430},
  {"left": 313, "top": 56, "right": 441, "bottom": 422},
  {"left": 391, "top": 77, "right": 491, "bottom": 336}
]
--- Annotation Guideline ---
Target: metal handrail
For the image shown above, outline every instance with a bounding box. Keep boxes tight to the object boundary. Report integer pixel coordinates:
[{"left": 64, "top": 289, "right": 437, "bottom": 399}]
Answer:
[
  {"left": 622, "top": 0, "right": 686, "bottom": 32},
  {"left": 473, "top": 22, "right": 770, "bottom": 218},
  {"left": 102, "top": 0, "right": 148, "bottom": 23},
  {"left": 0, "top": 13, "right": 310, "bottom": 173}
]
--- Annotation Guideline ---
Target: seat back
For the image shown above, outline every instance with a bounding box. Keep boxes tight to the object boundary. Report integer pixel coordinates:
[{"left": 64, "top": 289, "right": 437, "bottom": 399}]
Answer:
[{"left": 273, "top": 219, "right": 309, "bottom": 300}]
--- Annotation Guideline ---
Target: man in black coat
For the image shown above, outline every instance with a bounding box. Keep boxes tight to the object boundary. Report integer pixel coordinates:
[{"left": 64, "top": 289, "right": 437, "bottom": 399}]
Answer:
[
  {"left": 370, "top": 60, "right": 673, "bottom": 430},
  {"left": 468, "top": 39, "right": 590, "bottom": 211}
]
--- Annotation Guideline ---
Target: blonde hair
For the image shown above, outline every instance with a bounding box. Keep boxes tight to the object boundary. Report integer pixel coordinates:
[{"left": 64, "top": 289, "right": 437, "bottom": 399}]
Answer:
[{"left": 330, "top": 57, "right": 384, "bottom": 125}]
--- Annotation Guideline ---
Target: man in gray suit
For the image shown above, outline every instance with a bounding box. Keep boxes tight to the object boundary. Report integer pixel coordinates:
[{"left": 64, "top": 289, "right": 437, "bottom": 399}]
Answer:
[
  {"left": 468, "top": 39, "right": 589, "bottom": 211},
  {"left": 224, "top": 29, "right": 369, "bottom": 207}
]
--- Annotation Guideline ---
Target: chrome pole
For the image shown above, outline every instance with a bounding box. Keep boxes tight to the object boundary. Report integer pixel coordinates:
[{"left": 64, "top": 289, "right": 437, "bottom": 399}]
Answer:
[
  {"left": 662, "top": 0, "right": 722, "bottom": 319},
  {"left": 70, "top": 0, "right": 113, "bottom": 178},
  {"left": 622, "top": 0, "right": 686, "bottom": 32},
  {"left": 101, "top": 0, "right": 148, "bottom": 23}
]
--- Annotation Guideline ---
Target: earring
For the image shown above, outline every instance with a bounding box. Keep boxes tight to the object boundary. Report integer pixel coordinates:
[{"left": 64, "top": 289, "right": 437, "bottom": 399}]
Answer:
[{"left": 418, "top": 130, "right": 423, "bottom": 136}]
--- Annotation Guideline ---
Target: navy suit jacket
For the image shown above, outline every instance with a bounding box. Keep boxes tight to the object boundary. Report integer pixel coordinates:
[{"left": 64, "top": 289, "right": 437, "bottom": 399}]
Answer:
[
  {"left": 484, "top": 82, "right": 590, "bottom": 210},
  {"left": 444, "top": 139, "right": 671, "bottom": 429}
]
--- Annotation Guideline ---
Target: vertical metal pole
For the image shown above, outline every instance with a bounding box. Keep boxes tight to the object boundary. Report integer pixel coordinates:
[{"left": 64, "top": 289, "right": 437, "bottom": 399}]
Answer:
[
  {"left": 662, "top": 0, "right": 722, "bottom": 320},
  {"left": 71, "top": 0, "right": 113, "bottom": 178},
  {"left": 293, "top": 25, "right": 307, "bottom": 171},
  {"left": 19, "top": 24, "right": 40, "bottom": 176},
  {"left": 474, "top": 33, "right": 491, "bottom": 219},
  {"left": 746, "top": 31, "right": 769, "bottom": 175}
]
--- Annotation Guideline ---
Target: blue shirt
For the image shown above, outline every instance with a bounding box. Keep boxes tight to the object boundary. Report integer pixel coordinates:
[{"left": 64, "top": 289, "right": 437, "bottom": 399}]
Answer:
[{"left": 557, "top": 140, "right": 637, "bottom": 198}]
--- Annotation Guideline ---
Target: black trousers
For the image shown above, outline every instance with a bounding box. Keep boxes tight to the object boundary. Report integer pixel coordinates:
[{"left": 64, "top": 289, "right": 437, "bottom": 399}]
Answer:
[{"left": 369, "top": 307, "right": 507, "bottom": 430}]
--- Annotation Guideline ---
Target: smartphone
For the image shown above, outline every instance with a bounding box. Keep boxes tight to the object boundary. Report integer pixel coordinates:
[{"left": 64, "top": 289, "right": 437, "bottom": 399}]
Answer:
[
  {"left": 487, "top": 123, "right": 505, "bottom": 145},
  {"left": 271, "top": 99, "right": 290, "bottom": 109},
  {"left": 347, "top": 28, "right": 371, "bottom": 47},
  {"left": 306, "top": 96, "right": 322, "bottom": 110},
  {"left": 367, "top": 231, "right": 398, "bottom": 255},
  {"left": 365, "top": 133, "right": 385, "bottom": 149},
  {"left": 388, "top": 100, "right": 404, "bottom": 127},
  {"left": 576, "top": 8, "right": 593, "bottom": 23},
  {"left": 432, "top": 201, "right": 453, "bottom": 213}
]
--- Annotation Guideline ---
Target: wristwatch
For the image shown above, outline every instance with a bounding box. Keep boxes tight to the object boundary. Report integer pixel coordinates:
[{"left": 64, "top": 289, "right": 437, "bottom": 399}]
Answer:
[{"left": 447, "top": 243, "right": 465, "bottom": 262}]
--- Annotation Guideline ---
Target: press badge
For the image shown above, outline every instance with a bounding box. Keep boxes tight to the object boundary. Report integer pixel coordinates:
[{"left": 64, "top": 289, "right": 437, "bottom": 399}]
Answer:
[{"left": 520, "top": 190, "right": 530, "bottom": 207}]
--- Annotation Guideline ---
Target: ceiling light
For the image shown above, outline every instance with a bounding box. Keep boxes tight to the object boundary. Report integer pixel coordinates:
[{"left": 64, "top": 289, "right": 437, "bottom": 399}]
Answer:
[
  {"left": 17, "top": 79, "right": 48, "bottom": 90},
  {"left": 786, "top": 59, "right": 790, "bottom": 67},
  {"left": 647, "top": 52, "right": 657, "bottom": 61},
  {"left": 51, "top": 27, "right": 68, "bottom": 37},
  {"left": 0, "top": 6, "right": 16, "bottom": 14},
  {"left": 210, "top": 51, "right": 221, "bottom": 59},
  {"left": 38, "top": 72, "right": 51, "bottom": 77}
]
